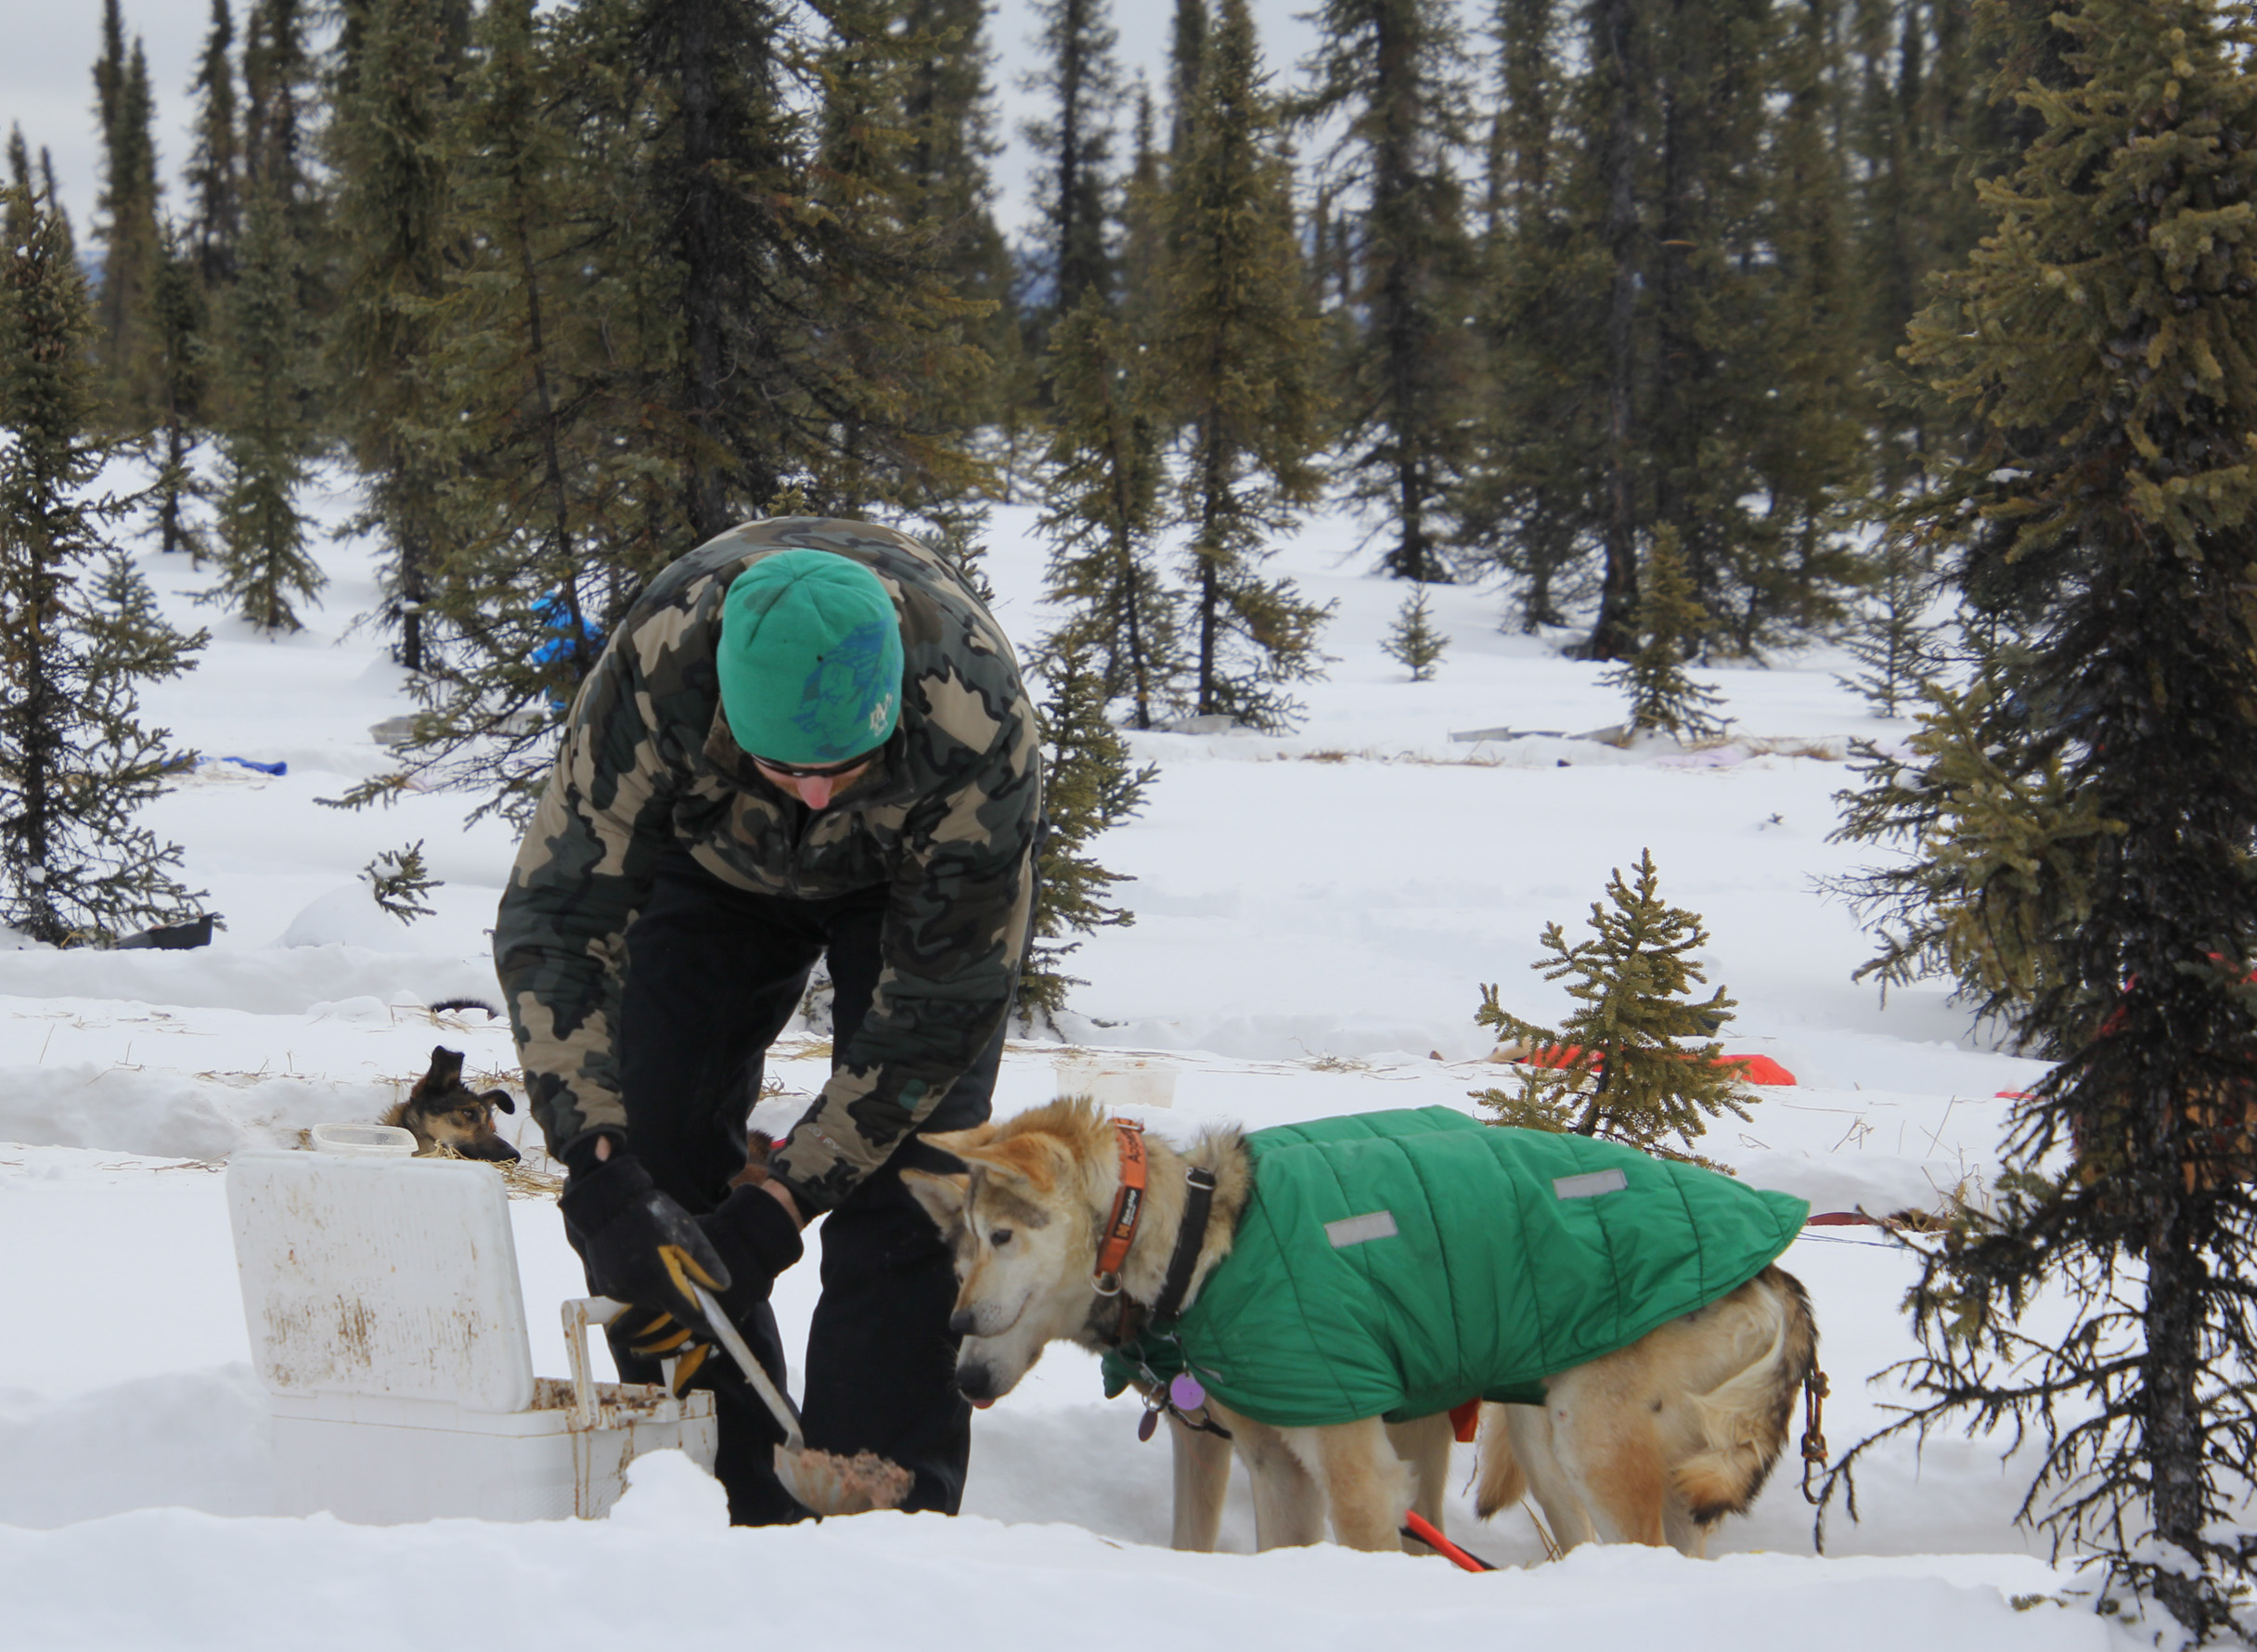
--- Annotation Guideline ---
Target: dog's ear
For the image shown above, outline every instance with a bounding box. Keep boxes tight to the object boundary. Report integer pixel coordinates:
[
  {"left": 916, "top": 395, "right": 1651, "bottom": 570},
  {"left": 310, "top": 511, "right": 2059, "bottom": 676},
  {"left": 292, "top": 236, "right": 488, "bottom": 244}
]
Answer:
[
  {"left": 922, "top": 1121, "right": 1000, "bottom": 1161},
  {"left": 424, "top": 1046, "right": 466, "bottom": 1088},
  {"left": 480, "top": 1089, "right": 515, "bottom": 1115},
  {"left": 948, "top": 1132, "right": 1071, "bottom": 1193},
  {"left": 900, "top": 1168, "right": 971, "bottom": 1233}
]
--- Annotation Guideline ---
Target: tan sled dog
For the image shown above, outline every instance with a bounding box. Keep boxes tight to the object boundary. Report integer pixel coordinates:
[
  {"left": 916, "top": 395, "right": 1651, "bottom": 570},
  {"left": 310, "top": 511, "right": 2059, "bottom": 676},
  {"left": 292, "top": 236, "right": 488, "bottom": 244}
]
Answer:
[{"left": 905, "top": 1099, "right": 1816, "bottom": 1556}]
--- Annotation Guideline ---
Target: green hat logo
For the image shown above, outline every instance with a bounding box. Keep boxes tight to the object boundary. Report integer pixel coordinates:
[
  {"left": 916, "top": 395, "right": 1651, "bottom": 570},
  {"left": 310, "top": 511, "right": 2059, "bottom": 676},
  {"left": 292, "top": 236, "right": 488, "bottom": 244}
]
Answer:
[{"left": 718, "top": 550, "right": 904, "bottom": 765}]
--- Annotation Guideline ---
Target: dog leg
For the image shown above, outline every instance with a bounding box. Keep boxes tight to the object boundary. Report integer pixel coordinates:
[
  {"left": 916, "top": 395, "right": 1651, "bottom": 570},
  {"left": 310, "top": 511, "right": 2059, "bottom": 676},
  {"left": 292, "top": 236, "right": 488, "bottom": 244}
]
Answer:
[
  {"left": 1503, "top": 1401, "right": 1598, "bottom": 1554},
  {"left": 1168, "top": 1413, "right": 1233, "bottom": 1553},
  {"left": 1547, "top": 1370, "right": 1669, "bottom": 1547},
  {"left": 1662, "top": 1494, "right": 1709, "bottom": 1557},
  {"left": 1386, "top": 1413, "right": 1454, "bottom": 1554},
  {"left": 1232, "top": 1414, "right": 1328, "bottom": 1551},
  {"left": 1298, "top": 1419, "right": 1412, "bottom": 1553}
]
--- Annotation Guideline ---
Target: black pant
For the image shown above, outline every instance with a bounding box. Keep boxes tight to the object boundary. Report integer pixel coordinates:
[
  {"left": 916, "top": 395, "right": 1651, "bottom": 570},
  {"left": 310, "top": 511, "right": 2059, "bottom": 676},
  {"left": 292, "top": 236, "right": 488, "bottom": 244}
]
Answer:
[{"left": 600, "top": 850, "right": 1001, "bottom": 1524}]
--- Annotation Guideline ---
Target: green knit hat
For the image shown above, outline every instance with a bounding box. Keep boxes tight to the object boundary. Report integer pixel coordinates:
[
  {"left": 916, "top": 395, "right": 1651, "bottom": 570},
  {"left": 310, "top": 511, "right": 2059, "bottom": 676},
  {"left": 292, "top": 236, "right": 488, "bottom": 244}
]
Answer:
[{"left": 717, "top": 551, "right": 904, "bottom": 765}]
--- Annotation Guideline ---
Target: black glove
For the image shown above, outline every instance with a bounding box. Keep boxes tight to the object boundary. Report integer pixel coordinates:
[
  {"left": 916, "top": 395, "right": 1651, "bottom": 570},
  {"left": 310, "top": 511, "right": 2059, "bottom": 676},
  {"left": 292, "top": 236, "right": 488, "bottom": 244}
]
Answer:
[
  {"left": 559, "top": 1148, "right": 734, "bottom": 1388},
  {"left": 618, "top": 1186, "right": 806, "bottom": 1396}
]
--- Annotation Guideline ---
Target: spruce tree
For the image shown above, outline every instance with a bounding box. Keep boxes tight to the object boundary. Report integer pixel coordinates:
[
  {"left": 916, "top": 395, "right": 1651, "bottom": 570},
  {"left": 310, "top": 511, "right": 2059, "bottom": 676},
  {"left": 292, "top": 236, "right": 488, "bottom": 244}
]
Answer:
[
  {"left": 1167, "top": 0, "right": 1208, "bottom": 160},
  {"left": 1467, "top": 0, "right": 1589, "bottom": 633},
  {"left": 37, "top": 150, "right": 75, "bottom": 263},
  {"left": 209, "top": 186, "right": 322, "bottom": 632},
  {"left": 1038, "top": 288, "right": 1180, "bottom": 729},
  {"left": 327, "top": 0, "right": 460, "bottom": 674},
  {"left": 1732, "top": 0, "right": 1870, "bottom": 652},
  {"left": 364, "top": 841, "right": 441, "bottom": 923},
  {"left": 1834, "top": 533, "right": 1943, "bottom": 717},
  {"left": 1116, "top": 84, "right": 1167, "bottom": 342},
  {"left": 236, "top": 0, "right": 327, "bottom": 434},
  {"left": 366, "top": 0, "right": 988, "bottom": 816},
  {"left": 5, "top": 135, "right": 32, "bottom": 254},
  {"left": 626, "top": 0, "right": 987, "bottom": 537},
  {"left": 341, "top": 0, "right": 619, "bottom": 817},
  {"left": 242, "top": 0, "right": 320, "bottom": 240},
  {"left": 93, "top": 0, "right": 127, "bottom": 151},
  {"left": 90, "top": 20, "right": 164, "bottom": 431},
  {"left": 898, "top": 0, "right": 1017, "bottom": 434},
  {"left": 1164, "top": 0, "right": 1332, "bottom": 730},
  {"left": 0, "top": 180, "right": 206, "bottom": 945},
  {"left": 1819, "top": 5, "right": 2257, "bottom": 1632},
  {"left": 1022, "top": 0, "right": 1123, "bottom": 352},
  {"left": 1476, "top": 0, "right": 1867, "bottom": 658},
  {"left": 145, "top": 230, "right": 210, "bottom": 561},
  {"left": 185, "top": 0, "right": 243, "bottom": 289},
  {"left": 806, "top": 0, "right": 994, "bottom": 512},
  {"left": 1382, "top": 584, "right": 1448, "bottom": 681},
  {"left": 6, "top": 136, "right": 77, "bottom": 259},
  {"left": 1298, "top": 0, "right": 1477, "bottom": 584},
  {"left": 1851, "top": 1, "right": 2045, "bottom": 485},
  {"left": 1827, "top": 658, "right": 2106, "bottom": 1018},
  {"left": 1473, "top": 849, "right": 1748, "bottom": 1167},
  {"left": 1603, "top": 528, "right": 1727, "bottom": 741},
  {"left": 1021, "top": 637, "right": 1157, "bottom": 1021}
]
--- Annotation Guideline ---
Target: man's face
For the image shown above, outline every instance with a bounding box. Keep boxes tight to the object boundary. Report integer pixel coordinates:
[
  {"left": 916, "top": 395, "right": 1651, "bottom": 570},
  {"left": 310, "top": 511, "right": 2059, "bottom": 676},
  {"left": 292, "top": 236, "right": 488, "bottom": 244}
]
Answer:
[{"left": 753, "top": 755, "right": 874, "bottom": 811}]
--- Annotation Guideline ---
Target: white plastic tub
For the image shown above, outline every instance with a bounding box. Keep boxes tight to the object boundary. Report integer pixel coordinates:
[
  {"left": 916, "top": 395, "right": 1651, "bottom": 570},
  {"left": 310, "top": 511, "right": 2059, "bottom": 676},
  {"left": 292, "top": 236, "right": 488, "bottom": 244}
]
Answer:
[
  {"left": 1055, "top": 1053, "right": 1178, "bottom": 1110},
  {"left": 228, "top": 1149, "right": 716, "bottom": 1524}
]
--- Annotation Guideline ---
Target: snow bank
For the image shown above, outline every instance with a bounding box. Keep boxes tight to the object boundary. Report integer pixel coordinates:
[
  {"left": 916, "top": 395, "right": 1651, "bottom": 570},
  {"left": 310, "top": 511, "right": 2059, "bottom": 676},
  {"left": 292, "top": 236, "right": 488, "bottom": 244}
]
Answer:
[
  {"left": 0, "top": 944, "right": 502, "bottom": 1018},
  {"left": 0, "top": 1368, "right": 272, "bottom": 1529},
  {"left": 0, "top": 1495, "right": 2133, "bottom": 1652},
  {"left": 0, "top": 1063, "right": 398, "bottom": 1159}
]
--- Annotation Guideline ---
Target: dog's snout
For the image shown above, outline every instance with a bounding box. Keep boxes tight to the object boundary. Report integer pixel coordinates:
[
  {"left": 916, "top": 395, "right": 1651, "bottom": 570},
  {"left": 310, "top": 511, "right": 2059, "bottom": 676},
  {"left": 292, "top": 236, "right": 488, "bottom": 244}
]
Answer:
[
  {"left": 948, "top": 1308, "right": 977, "bottom": 1337},
  {"left": 464, "top": 1137, "right": 522, "bottom": 1163},
  {"left": 956, "top": 1361, "right": 998, "bottom": 1404}
]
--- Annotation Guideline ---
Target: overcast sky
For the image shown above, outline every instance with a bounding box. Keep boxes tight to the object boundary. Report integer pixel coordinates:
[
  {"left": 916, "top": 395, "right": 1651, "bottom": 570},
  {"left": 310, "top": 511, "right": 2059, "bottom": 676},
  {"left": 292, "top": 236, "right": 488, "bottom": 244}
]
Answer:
[{"left": 1, "top": 0, "right": 1403, "bottom": 251}]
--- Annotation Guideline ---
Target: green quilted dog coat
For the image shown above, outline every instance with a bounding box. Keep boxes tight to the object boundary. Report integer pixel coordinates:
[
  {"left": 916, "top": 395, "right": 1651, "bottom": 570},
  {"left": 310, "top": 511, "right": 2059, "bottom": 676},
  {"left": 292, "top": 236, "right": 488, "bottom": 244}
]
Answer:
[{"left": 1101, "top": 1108, "right": 1808, "bottom": 1428}]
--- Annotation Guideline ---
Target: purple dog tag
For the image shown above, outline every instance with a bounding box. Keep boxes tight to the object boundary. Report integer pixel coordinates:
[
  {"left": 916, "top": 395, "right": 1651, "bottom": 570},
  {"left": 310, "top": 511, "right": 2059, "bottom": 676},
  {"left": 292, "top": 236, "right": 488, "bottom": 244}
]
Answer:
[{"left": 1169, "top": 1374, "right": 1206, "bottom": 1412}]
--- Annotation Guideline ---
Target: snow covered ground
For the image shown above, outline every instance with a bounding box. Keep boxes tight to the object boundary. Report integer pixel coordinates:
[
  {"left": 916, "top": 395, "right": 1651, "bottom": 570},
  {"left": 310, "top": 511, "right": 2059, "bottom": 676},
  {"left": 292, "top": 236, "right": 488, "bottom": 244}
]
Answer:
[{"left": 0, "top": 484, "right": 2160, "bottom": 1648}]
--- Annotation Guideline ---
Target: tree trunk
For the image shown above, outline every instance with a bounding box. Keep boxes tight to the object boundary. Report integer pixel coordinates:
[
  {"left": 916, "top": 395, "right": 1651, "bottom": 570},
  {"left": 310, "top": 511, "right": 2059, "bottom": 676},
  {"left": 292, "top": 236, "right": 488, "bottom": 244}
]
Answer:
[
  {"left": 1586, "top": 0, "right": 1644, "bottom": 661},
  {"left": 670, "top": 0, "right": 747, "bottom": 538},
  {"left": 1195, "top": 426, "right": 1225, "bottom": 715},
  {"left": 2143, "top": 1179, "right": 2217, "bottom": 1633},
  {"left": 1373, "top": 0, "right": 1434, "bottom": 584}
]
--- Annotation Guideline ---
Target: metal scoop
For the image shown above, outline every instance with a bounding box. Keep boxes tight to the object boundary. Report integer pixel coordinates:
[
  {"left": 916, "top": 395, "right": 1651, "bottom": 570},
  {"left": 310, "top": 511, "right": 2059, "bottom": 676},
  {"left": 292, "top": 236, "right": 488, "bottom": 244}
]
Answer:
[{"left": 688, "top": 1282, "right": 914, "bottom": 1517}]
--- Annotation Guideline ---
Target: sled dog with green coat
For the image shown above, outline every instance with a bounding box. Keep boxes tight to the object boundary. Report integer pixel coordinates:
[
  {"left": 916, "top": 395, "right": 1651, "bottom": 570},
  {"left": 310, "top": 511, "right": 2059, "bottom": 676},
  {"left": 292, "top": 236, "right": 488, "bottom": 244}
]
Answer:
[{"left": 904, "top": 1100, "right": 1817, "bottom": 1555}]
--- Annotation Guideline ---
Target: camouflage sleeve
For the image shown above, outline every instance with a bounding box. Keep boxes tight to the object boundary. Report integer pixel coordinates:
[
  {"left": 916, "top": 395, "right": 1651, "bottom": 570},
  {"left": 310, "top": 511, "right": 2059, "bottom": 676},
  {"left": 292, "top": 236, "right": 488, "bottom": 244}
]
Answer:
[
  {"left": 493, "top": 618, "right": 688, "bottom": 1155},
  {"left": 765, "top": 709, "right": 1042, "bottom": 1213}
]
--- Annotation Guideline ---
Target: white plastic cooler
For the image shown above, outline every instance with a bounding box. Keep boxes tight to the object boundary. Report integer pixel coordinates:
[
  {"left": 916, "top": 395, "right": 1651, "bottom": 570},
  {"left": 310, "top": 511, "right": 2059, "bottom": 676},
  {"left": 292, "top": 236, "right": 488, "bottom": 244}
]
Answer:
[{"left": 226, "top": 1128, "right": 717, "bottom": 1523}]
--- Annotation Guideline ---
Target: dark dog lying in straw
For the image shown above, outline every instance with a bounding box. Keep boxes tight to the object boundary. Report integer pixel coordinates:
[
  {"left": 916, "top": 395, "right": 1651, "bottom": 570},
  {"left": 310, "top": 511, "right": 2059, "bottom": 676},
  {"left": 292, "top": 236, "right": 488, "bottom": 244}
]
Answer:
[{"left": 380, "top": 1045, "right": 522, "bottom": 1162}]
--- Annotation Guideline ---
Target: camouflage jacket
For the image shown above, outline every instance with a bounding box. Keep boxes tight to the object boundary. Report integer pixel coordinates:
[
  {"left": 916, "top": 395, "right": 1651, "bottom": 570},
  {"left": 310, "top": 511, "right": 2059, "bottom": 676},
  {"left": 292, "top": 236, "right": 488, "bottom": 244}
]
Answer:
[{"left": 495, "top": 518, "right": 1041, "bottom": 1213}]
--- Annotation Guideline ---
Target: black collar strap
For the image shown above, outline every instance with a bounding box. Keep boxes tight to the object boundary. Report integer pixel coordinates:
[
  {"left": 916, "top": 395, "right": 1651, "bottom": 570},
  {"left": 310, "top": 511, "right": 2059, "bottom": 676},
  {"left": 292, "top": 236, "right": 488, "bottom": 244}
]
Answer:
[{"left": 1152, "top": 1167, "right": 1217, "bottom": 1323}]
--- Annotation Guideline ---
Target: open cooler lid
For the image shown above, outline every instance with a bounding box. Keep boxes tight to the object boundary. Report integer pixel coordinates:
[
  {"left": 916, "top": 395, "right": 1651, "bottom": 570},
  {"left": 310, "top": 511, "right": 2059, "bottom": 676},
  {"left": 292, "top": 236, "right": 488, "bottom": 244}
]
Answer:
[{"left": 227, "top": 1151, "right": 536, "bottom": 1413}]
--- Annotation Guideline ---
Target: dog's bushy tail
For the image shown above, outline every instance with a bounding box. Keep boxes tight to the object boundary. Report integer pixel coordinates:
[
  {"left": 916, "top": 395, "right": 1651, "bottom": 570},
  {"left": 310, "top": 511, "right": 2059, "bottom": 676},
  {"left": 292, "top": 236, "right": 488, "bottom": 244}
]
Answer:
[{"left": 1673, "top": 1266, "right": 1817, "bottom": 1525}]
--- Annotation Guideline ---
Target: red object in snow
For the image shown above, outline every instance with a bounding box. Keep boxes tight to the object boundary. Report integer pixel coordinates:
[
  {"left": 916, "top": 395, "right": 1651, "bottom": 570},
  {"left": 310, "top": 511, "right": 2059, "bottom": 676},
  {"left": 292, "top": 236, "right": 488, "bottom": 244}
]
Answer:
[
  {"left": 1720, "top": 1053, "right": 1799, "bottom": 1087},
  {"left": 1514, "top": 1046, "right": 1798, "bottom": 1086},
  {"left": 1402, "top": 1509, "right": 1498, "bottom": 1572}
]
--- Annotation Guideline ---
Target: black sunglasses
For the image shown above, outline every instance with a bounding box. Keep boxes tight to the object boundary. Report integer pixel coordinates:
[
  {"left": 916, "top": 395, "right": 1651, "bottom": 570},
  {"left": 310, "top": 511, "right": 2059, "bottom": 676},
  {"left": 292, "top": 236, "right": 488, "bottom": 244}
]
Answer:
[{"left": 753, "top": 752, "right": 877, "bottom": 780}]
